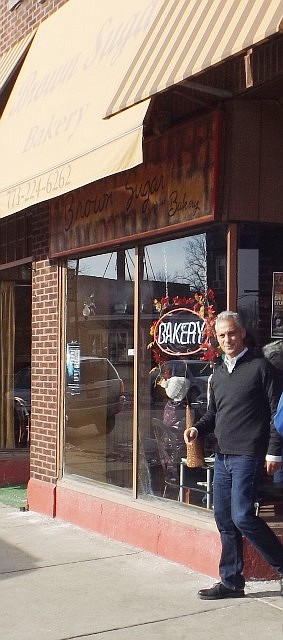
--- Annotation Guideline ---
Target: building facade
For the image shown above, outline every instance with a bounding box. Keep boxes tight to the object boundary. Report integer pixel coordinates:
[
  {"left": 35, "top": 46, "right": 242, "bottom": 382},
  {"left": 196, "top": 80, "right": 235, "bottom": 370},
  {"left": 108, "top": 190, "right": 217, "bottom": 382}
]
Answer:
[{"left": 1, "top": 0, "right": 283, "bottom": 580}]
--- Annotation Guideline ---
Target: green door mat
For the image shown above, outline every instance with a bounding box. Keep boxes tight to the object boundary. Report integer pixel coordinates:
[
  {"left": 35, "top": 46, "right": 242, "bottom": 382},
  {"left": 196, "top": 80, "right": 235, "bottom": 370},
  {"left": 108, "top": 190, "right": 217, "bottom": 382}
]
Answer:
[{"left": 0, "top": 484, "right": 27, "bottom": 509}]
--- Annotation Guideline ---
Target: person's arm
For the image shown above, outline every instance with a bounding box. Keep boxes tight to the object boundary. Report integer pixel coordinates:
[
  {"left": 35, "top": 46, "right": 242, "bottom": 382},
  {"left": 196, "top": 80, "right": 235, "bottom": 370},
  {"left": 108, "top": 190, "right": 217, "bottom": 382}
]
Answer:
[
  {"left": 263, "top": 360, "right": 283, "bottom": 473},
  {"left": 184, "top": 382, "right": 216, "bottom": 444}
]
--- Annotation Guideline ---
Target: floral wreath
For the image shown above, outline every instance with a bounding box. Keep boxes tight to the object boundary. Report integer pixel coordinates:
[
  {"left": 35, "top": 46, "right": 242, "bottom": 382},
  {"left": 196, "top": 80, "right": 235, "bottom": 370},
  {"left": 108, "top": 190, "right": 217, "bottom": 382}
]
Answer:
[{"left": 147, "top": 288, "right": 221, "bottom": 368}]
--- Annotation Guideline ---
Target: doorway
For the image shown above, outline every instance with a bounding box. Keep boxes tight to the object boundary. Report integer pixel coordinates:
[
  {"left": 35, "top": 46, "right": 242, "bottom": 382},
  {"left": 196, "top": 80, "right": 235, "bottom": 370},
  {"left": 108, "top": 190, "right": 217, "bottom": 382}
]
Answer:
[{"left": 0, "top": 263, "right": 31, "bottom": 471}]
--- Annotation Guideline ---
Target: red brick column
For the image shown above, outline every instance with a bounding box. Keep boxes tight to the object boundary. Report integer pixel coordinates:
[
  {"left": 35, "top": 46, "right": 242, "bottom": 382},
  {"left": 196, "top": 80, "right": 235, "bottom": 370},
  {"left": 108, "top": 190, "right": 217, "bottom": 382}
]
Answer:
[{"left": 28, "top": 205, "right": 60, "bottom": 515}]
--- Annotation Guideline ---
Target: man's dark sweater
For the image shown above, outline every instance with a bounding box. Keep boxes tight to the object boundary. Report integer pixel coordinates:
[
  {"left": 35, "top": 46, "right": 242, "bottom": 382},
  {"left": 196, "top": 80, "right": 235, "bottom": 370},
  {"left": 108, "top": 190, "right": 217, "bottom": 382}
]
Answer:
[{"left": 194, "top": 351, "right": 282, "bottom": 458}]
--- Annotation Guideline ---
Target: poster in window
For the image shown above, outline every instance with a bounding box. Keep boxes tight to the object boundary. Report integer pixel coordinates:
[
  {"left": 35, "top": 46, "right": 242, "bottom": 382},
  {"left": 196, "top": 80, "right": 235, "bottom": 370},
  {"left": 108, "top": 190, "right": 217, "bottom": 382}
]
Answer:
[
  {"left": 66, "top": 341, "right": 80, "bottom": 390},
  {"left": 271, "top": 273, "right": 283, "bottom": 338}
]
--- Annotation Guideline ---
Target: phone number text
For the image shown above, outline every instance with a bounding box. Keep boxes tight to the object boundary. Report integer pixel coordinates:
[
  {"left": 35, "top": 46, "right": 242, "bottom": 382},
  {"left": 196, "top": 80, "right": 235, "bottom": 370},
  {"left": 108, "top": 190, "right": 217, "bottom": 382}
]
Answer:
[{"left": 7, "top": 165, "right": 72, "bottom": 209}]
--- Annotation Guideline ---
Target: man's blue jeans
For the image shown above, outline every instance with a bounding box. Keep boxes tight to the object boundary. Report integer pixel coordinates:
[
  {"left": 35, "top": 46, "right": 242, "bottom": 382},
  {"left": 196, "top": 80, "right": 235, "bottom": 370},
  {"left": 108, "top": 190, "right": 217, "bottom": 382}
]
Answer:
[{"left": 213, "top": 453, "right": 283, "bottom": 590}]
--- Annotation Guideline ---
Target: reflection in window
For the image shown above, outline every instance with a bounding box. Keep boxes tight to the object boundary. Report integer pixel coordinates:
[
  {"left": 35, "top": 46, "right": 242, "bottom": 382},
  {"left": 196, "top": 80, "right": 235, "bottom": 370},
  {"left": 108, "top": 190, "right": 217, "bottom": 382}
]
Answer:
[
  {"left": 63, "top": 229, "right": 227, "bottom": 509},
  {"left": 64, "top": 250, "right": 134, "bottom": 491},
  {"left": 237, "top": 223, "right": 283, "bottom": 347},
  {"left": 237, "top": 225, "right": 259, "bottom": 343},
  {"left": 137, "top": 229, "right": 226, "bottom": 509},
  {"left": 0, "top": 271, "right": 31, "bottom": 451}
]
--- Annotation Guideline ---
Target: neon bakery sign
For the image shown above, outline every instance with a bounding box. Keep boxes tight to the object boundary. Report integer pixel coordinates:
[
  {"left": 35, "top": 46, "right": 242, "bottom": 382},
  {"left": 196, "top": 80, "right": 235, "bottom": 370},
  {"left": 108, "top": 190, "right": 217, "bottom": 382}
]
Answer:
[{"left": 154, "top": 307, "right": 205, "bottom": 356}]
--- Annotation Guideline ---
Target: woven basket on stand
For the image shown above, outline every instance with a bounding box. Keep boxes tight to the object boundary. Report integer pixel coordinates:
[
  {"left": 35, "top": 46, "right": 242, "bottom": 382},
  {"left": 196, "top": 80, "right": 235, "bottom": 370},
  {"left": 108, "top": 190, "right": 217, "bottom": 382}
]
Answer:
[{"left": 185, "top": 404, "right": 205, "bottom": 468}]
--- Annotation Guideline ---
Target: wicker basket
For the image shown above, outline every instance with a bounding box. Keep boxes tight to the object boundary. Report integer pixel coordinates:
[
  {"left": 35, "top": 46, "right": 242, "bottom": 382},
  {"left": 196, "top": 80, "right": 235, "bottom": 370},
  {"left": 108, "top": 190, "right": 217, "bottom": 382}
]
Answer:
[{"left": 185, "top": 404, "right": 205, "bottom": 468}]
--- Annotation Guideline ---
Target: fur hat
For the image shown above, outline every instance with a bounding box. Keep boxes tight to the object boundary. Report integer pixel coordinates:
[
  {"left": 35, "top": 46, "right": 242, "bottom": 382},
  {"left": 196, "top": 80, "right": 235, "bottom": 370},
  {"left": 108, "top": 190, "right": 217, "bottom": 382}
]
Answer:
[
  {"left": 160, "top": 376, "right": 190, "bottom": 401},
  {"left": 262, "top": 340, "right": 283, "bottom": 370}
]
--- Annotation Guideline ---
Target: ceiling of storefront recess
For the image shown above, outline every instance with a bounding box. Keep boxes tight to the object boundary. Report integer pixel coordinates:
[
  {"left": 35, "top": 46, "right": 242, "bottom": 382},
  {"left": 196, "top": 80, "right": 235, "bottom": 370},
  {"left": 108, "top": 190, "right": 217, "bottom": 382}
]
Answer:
[
  {"left": 106, "top": 0, "right": 283, "bottom": 117},
  {"left": 144, "top": 33, "right": 283, "bottom": 137}
]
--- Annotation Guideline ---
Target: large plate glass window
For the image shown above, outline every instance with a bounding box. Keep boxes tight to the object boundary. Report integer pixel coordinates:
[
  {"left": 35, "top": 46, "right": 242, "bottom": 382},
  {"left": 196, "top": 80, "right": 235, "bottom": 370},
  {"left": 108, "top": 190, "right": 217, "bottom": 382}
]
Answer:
[
  {"left": 65, "top": 250, "right": 134, "bottom": 490},
  {"left": 137, "top": 229, "right": 226, "bottom": 508}
]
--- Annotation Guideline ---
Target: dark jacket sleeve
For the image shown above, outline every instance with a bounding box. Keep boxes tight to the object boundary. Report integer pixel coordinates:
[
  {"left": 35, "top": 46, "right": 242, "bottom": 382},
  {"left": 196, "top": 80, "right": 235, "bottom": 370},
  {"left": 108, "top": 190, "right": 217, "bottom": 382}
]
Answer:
[{"left": 192, "top": 384, "right": 216, "bottom": 438}]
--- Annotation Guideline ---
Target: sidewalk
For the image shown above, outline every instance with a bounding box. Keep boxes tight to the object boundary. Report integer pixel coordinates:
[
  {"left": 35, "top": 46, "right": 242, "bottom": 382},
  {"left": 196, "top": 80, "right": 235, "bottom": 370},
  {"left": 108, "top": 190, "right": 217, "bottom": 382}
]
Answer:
[{"left": 0, "top": 503, "right": 282, "bottom": 640}]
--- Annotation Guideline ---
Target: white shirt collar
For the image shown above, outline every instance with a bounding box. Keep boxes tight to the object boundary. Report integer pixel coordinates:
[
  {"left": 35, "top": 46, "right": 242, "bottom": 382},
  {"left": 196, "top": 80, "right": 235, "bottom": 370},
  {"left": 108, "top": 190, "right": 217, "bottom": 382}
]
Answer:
[{"left": 224, "top": 347, "right": 248, "bottom": 373}]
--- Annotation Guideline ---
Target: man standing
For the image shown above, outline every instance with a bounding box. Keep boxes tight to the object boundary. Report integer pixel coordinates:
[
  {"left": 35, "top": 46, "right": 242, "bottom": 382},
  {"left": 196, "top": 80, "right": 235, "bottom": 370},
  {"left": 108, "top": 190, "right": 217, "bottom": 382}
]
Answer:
[{"left": 184, "top": 310, "right": 283, "bottom": 599}]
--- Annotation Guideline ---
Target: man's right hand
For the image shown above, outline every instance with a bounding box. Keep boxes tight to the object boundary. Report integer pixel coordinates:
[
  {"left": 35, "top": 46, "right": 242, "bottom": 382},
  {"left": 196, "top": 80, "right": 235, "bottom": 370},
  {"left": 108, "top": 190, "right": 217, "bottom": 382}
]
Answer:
[{"left": 184, "top": 426, "right": 198, "bottom": 445}]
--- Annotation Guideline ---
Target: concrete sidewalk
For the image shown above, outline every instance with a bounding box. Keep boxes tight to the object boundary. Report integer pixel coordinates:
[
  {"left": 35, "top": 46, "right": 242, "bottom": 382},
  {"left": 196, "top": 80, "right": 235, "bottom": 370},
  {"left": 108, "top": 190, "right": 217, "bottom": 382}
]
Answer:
[{"left": 0, "top": 503, "right": 282, "bottom": 640}]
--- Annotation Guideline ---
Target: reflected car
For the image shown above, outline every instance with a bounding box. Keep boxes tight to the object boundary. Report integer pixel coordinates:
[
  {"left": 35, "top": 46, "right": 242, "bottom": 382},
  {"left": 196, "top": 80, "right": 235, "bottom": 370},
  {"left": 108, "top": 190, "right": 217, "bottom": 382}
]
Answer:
[
  {"left": 150, "top": 358, "right": 210, "bottom": 407},
  {"left": 13, "top": 367, "right": 31, "bottom": 410},
  {"left": 182, "top": 359, "right": 212, "bottom": 396},
  {"left": 13, "top": 358, "right": 125, "bottom": 435},
  {"left": 66, "top": 356, "right": 125, "bottom": 434},
  {"left": 10, "top": 367, "right": 31, "bottom": 448}
]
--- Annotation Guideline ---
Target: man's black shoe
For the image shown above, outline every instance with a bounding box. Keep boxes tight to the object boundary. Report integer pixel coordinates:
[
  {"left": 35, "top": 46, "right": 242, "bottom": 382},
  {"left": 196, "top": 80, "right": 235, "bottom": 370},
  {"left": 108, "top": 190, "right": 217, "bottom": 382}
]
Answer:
[{"left": 198, "top": 582, "right": 245, "bottom": 600}]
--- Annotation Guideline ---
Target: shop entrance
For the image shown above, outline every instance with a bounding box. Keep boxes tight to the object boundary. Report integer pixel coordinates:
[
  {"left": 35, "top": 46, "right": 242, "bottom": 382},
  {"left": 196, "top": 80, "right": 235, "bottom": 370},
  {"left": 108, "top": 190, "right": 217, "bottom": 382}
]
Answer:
[{"left": 0, "top": 263, "right": 31, "bottom": 484}]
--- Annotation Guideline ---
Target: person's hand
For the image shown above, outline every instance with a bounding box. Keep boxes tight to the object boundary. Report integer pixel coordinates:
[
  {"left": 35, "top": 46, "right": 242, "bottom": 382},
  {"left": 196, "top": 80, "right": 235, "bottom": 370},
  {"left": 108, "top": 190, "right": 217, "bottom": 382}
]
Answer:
[
  {"left": 184, "top": 426, "right": 198, "bottom": 445},
  {"left": 266, "top": 460, "right": 282, "bottom": 476}
]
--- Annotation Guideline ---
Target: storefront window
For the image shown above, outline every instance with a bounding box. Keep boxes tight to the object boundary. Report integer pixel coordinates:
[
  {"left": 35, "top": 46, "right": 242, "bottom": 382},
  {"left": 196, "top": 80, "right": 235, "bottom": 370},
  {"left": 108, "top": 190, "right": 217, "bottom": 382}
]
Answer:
[
  {"left": 137, "top": 229, "right": 226, "bottom": 508},
  {"left": 237, "top": 223, "right": 283, "bottom": 347},
  {"left": 64, "top": 228, "right": 227, "bottom": 506},
  {"left": 237, "top": 225, "right": 259, "bottom": 345},
  {"left": 64, "top": 250, "right": 134, "bottom": 489}
]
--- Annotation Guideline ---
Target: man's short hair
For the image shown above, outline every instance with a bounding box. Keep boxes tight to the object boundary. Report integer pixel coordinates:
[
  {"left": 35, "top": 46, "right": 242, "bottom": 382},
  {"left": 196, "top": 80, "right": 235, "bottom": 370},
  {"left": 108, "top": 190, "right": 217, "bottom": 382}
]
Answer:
[{"left": 215, "top": 310, "right": 244, "bottom": 332}]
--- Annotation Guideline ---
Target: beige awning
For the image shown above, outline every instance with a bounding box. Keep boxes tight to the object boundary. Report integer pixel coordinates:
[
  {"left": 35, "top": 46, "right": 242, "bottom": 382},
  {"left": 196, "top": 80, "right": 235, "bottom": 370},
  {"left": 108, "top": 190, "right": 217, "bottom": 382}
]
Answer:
[
  {"left": 0, "top": 31, "right": 35, "bottom": 95},
  {"left": 106, "top": 0, "right": 283, "bottom": 117},
  {"left": 0, "top": 0, "right": 163, "bottom": 218}
]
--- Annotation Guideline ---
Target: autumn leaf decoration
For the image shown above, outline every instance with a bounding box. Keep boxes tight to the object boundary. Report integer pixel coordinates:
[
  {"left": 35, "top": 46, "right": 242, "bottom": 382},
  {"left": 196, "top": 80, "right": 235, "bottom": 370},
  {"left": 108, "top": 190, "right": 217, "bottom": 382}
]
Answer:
[{"left": 147, "top": 289, "right": 221, "bottom": 366}]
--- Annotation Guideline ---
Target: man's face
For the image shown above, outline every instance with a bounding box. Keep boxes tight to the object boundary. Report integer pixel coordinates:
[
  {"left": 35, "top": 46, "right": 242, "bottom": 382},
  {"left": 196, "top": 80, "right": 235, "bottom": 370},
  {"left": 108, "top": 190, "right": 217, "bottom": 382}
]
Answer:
[{"left": 216, "top": 317, "right": 246, "bottom": 359}]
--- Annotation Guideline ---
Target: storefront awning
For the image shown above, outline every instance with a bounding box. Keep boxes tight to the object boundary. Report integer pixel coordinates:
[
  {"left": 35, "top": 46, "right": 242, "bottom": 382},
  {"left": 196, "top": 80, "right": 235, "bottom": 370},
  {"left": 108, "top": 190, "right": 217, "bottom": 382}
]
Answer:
[
  {"left": 0, "top": 0, "right": 163, "bottom": 218},
  {"left": 106, "top": 0, "right": 283, "bottom": 117},
  {"left": 0, "top": 31, "right": 35, "bottom": 96}
]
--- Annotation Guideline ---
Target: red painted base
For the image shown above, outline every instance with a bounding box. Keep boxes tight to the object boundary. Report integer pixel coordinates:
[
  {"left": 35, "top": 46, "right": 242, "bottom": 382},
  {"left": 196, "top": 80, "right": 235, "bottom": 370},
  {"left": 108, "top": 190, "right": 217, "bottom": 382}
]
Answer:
[
  {"left": 27, "top": 478, "right": 283, "bottom": 581},
  {"left": 27, "top": 478, "right": 56, "bottom": 517},
  {"left": 0, "top": 453, "right": 29, "bottom": 487}
]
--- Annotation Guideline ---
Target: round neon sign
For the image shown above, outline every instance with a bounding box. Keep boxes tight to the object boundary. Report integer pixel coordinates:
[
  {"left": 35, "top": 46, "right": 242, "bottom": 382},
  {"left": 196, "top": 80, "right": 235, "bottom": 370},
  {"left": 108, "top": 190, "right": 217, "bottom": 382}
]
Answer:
[{"left": 153, "top": 307, "right": 205, "bottom": 357}]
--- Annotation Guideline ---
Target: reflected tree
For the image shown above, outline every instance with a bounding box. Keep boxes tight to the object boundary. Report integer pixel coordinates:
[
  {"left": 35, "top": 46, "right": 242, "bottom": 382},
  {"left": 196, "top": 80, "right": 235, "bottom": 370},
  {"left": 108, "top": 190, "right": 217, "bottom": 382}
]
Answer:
[{"left": 182, "top": 235, "right": 207, "bottom": 291}]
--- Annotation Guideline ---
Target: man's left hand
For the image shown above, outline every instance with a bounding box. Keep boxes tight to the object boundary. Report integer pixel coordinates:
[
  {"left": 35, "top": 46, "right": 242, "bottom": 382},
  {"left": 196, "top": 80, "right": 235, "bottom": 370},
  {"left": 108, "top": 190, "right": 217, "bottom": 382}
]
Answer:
[{"left": 266, "top": 460, "right": 282, "bottom": 476}]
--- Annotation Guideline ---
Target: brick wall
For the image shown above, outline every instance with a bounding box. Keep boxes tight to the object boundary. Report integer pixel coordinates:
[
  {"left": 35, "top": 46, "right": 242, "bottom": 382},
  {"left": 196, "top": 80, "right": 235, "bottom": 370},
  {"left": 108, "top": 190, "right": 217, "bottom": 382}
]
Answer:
[
  {"left": 0, "top": 0, "right": 67, "bottom": 482},
  {"left": 30, "top": 204, "right": 60, "bottom": 483},
  {"left": 0, "top": 0, "right": 68, "bottom": 54}
]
